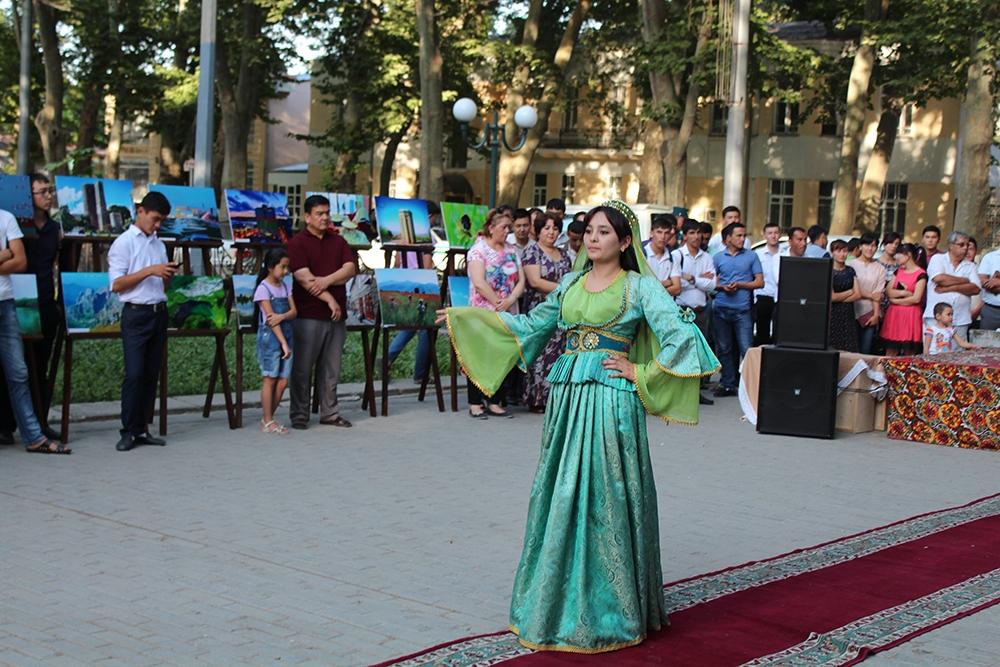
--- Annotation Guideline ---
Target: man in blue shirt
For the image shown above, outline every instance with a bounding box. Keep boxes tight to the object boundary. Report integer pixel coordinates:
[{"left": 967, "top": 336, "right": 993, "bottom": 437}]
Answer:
[{"left": 712, "top": 222, "right": 763, "bottom": 397}]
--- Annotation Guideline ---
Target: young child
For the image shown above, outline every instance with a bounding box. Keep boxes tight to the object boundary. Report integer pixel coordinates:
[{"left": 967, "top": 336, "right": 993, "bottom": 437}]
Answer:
[
  {"left": 254, "top": 249, "right": 297, "bottom": 433},
  {"left": 923, "top": 303, "right": 977, "bottom": 355}
]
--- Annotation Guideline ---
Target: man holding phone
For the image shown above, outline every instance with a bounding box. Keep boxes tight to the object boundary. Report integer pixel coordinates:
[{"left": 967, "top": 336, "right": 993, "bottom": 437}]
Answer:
[{"left": 108, "top": 191, "right": 176, "bottom": 452}]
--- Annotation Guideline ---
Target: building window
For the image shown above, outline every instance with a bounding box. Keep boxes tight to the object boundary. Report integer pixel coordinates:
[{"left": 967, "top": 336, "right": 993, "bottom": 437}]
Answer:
[
  {"left": 272, "top": 183, "right": 303, "bottom": 221},
  {"left": 897, "top": 103, "right": 915, "bottom": 135},
  {"left": 563, "top": 89, "right": 578, "bottom": 131},
  {"left": 245, "top": 161, "right": 255, "bottom": 189},
  {"left": 772, "top": 101, "right": 799, "bottom": 135},
  {"left": 710, "top": 102, "right": 728, "bottom": 136},
  {"left": 879, "top": 182, "right": 908, "bottom": 236},
  {"left": 768, "top": 179, "right": 794, "bottom": 228},
  {"left": 818, "top": 181, "right": 835, "bottom": 228},
  {"left": 607, "top": 175, "right": 622, "bottom": 200},
  {"left": 532, "top": 174, "right": 547, "bottom": 207},
  {"left": 561, "top": 174, "right": 576, "bottom": 205},
  {"left": 820, "top": 112, "right": 842, "bottom": 137}
]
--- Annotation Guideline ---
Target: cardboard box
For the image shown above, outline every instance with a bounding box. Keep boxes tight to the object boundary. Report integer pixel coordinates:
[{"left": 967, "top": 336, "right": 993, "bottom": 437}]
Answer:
[
  {"left": 874, "top": 398, "right": 887, "bottom": 431},
  {"left": 836, "top": 389, "right": 875, "bottom": 433}
]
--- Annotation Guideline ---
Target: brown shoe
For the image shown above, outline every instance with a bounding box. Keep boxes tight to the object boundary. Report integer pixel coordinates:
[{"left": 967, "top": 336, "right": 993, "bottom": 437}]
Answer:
[{"left": 319, "top": 416, "right": 353, "bottom": 428}]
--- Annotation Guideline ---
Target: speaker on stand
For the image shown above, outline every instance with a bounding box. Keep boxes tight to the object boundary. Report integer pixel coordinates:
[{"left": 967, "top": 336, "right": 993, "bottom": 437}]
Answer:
[{"left": 758, "top": 256, "right": 839, "bottom": 438}]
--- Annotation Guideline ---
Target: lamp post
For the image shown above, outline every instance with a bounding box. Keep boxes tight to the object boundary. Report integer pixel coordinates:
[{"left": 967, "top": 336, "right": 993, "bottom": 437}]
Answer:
[{"left": 452, "top": 97, "right": 538, "bottom": 209}]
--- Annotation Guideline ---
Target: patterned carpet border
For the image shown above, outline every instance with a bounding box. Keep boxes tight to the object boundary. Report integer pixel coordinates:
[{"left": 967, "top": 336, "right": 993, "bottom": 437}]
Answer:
[
  {"left": 371, "top": 491, "right": 1000, "bottom": 667},
  {"left": 742, "top": 568, "right": 1000, "bottom": 666}
]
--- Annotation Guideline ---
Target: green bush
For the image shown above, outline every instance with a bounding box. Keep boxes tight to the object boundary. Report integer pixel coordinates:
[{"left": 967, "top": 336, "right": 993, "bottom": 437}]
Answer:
[{"left": 53, "top": 331, "right": 453, "bottom": 403}]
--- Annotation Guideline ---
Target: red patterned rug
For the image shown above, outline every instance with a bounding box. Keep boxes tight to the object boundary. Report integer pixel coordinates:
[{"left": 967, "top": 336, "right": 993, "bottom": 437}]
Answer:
[{"left": 374, "top": 493, "right": 1000, "bottom": 666}]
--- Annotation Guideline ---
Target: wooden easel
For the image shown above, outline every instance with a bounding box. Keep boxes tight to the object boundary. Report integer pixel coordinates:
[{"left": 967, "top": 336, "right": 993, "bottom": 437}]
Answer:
[
  {"left": 379, "top": 324, "right": 445, "bottom": 416},
  {"left": 443, "top": 247, "right": 469, "bottom": 412}
]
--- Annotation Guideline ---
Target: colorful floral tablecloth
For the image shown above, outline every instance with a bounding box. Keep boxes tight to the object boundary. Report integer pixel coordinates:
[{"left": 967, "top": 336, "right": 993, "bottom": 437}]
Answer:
[{"left": 885, "top": 350, "right": 1000, "bottom": 450}]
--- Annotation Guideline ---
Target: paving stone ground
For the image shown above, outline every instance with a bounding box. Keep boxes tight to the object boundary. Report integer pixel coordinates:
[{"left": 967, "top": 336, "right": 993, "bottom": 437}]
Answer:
[{"left": 1, "top": 393, "right": 999, "bottom": 666}]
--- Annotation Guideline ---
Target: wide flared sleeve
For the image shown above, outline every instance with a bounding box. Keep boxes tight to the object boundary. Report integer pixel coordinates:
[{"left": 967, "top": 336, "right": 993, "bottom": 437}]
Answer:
[
  {"left": 446, "top": 276, "right": 568, "bottom": 396},
  {"left": 631, "top": 275, "right": 721, "bottom": 424}
]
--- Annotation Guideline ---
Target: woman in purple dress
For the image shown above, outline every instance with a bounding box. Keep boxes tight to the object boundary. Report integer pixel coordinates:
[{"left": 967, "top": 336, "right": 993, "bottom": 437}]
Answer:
[{"left": 521, "top": 212, "right": 573, "bottom": 412}]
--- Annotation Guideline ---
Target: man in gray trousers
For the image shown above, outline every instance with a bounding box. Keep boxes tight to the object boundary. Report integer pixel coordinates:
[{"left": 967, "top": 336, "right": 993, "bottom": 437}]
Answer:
[{"left": 287, "top": 194, "right": 357, "bottom": 429}]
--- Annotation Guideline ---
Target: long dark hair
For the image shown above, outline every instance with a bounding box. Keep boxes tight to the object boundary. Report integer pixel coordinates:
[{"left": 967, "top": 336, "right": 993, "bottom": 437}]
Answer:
[
  {"left": 253, "top": 248, "right": 289, "bottom": 329},
  {"left": 582, "top": 205, "right": 641, "bottom": 273},
  {"left": 897, "top": 242, "right": 926, "bottom": 270}
]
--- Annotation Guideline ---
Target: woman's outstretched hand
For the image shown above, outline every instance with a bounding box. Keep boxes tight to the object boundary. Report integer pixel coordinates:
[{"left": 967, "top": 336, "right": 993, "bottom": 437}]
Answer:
[
  {"left": 435, "top": 308, "right": 448, "bottom": 325},
  {"left": 602, "top": 355, "right": 636, "bottom": 382}
]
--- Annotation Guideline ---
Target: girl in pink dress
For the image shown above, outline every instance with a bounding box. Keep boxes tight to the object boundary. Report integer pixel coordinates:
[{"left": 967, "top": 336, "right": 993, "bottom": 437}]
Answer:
[{"left": 881, "top": 243, "right": 927, "bottom": 356}]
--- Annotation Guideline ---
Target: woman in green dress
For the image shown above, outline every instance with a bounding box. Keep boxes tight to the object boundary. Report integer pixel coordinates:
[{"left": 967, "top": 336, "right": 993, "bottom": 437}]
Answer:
[{"left": 439, "top": 200, "right": 719, "bottom": 653}]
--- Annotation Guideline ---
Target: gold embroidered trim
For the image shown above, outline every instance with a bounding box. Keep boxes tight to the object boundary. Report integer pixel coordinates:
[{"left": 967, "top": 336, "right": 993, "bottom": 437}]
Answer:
[
  {"left": 632, "top": 374, "right": 700, "bottom": 426},
  {"left": 654, "top": 357, "right": 721, "bottom": 378},
  {"left": 563, "top": 348, "right": 629, "bottom": 357},
  {"left": 580, "top": 268, "right": 625, "bottom": 294},
  {"left": 507, "top": 625, "right": 647, "bottom": 654},
  {"left": 445, "top": 309, "right": 497, "bottom": 397}
]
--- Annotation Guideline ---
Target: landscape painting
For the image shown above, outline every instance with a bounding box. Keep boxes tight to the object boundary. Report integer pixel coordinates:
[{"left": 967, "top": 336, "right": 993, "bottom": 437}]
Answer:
[
  {"left": 374, "top": 196, "right": 432, "bottom": 245},
  {"left": 150, "top": 184, "right": 229, "bottom": 242},
  {"left": 166, "top": 275, "right": 228, "bottom": 330},
  {"left": 441, "top": 202, "right": 487, "bottom": 249},
  {"left": 62, "top": 272, "right": 123, "bottom": 333},
  {"left": 224, "top": 189, "right": 292, "bottom": 244},
  {"left": 375, "top": 268, "right": 440, "bottom": 329},
  {"left": 0, "top": 174, "right": 33, "bottom": 219},
  {"left": 54, "top": 176, "right": 135, "bottom": 235},
  {"left": 306, "top": 191, "right": 375, "bottom": 248},
  {"left": 447, "top": 276, "right": 471, "bottom": 307},
  {"left": 11, "top": 274, "right": 40, "bottom": 335},
  {"left": 232, "top": 274, "right": 257, "bottom": 331}
]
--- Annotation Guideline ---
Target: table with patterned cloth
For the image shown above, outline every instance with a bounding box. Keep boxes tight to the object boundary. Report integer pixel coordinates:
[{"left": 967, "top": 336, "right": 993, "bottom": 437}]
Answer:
[{"left": 885, "top": 350, "right": 1000, "bottom": 450}]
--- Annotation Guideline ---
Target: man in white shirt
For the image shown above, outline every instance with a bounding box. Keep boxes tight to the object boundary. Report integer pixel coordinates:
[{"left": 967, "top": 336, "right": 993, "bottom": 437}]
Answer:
[
  {"left": 753, "top": 221, "right": 781, "bottom": 345},
  {"left": 0, "top": 209, "right": 59, "bottom": 453},
  {"left": 644, "top": 215, "right": 680, "bottom": 296},
  {"left": 108, "top": 191, "right": 177, "bottom": 452},
  {"left": 978, "top": 246, "right": 1000, "bottom": 330},
  {"left": 923, "top": 230, "right": 981, "bottom": 342},
  {"left": 671, "top": 220, "right": 716, "bottom": 405},
  {"left": 707, "top": 206, "right": 750, "bottom": 256},
  {"left": 508, "top": 208, "right": 534, "bottom": 261}
]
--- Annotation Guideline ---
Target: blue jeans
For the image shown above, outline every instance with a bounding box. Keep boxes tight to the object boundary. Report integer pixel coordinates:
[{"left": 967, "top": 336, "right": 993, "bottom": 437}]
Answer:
[
  {"left": 858, "top": 322, "right": 877, "bottom": 355},
  {"left": 388, "top": 330, "right": 431, "bottom": 380},
  {"left": 0, "top": 299, "right": 43, "bottom": 444},
  {"left": 713, "top": 306, "right": 753, "bottom": 390}
]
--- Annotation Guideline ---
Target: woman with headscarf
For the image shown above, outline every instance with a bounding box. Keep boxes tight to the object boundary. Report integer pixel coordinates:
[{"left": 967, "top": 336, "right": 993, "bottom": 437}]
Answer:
[{"left": 438, "top": 200, "right": 719, "bottom": 653}]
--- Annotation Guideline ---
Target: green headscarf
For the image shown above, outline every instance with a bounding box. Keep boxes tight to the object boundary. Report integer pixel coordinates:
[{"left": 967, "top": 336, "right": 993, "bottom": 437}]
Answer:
[{"left": 570, "top": 199, "right": 673, "bottom": 366}]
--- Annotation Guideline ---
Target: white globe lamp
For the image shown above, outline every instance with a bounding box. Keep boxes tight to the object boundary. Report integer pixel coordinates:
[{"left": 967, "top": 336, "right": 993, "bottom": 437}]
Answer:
[
  {"left": 514, "top": 105, "right": 538, "bottom": 130},
  {"left": 453, "top": 97, "right": 478, "bottom": 123}
]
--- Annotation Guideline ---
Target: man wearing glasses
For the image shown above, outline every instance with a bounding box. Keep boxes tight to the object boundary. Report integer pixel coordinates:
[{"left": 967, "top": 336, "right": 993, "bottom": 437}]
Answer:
[
  {"left": 923, "top": 231, "right": 981, "bottom": 342},
  {"left": 0, "top": 174, "right": 63, "bottom": 446}
]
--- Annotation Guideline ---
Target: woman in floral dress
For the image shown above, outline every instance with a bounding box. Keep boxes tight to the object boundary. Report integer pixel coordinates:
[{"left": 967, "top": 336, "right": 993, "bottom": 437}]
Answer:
[
  {"left": 521, "top": 212, "right": 573, "bottom": 411},
  {"left": 465, "top": 208, "right": 525, "bottom": 418}
]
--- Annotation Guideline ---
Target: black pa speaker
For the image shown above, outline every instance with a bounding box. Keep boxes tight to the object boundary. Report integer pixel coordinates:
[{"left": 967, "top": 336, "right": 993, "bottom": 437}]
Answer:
[
  {"left": 757, "top": 346, "right": 839, "bottom": 439},
  {"left": 774, "top": 256, "right": 832, "bottom": 349}
]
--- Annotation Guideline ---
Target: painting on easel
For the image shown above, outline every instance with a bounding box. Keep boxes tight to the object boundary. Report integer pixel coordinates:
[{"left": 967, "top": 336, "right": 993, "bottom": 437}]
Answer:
[
  {"left": 150, "top": 184, "right": 229, "bottom": 242},
  {"left": 441, "top": 203, "right": 487, "bottom": 249},
  {"left": 375, "top": 268, "right": 440, "bottom": 328},
  {"left": 166, "top": 276, "right": 228, "bottom": 330},
  {"left": 224, "top": 189, "right": 292, "bottom": 244},
  {"left": 53, "top": 177, "right": 135, "bottom": 235},
  {"left": 11, "top": 274, "right": 40, "bottom": 335},
  {"left": 447, "top": 276, "right": 471, "bottom": 307},
  {"left": 306, "top": 191, "right": 376, "bottom": 248},
  {"left": 374, "top": 197, "right": 433, "bottom": 245},
  {"left": 0, "top": 174, "right": 33, "bottom": 219},
  {"left": 62, "top": 272, "right": 124, "bottom": 333}
]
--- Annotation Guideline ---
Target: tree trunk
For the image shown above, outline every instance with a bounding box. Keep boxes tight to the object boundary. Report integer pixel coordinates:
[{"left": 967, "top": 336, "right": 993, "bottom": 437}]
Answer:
[
  {"left": 855, "top": 100, "right": 900, "bottom": 233},
  {"left": 379, "top": 126, "right": 408, "bottom": 196},
  {"left": 831, "top": 0, "right": 888, "bottom": 235},
  {"left": 104, "top": 95, "right": 123, "bottom": 179},
  {"left": 215, "top": 2, "right": 263, "bottom": 189},
  {"left": 953, "top": 35, "right": 994, "bottom": 241},
  {"left": 416, "top": 0, "right": 444, "bottom": 203},
  {"left": 639, "top": 0, "right": 714, "bottom": 207},
  {"left": 73, "top": 85, "right": 103, "bottom": 175},
  {"left": 495, "top": 0, "right": 590, "bottom": 205},
  {"left": 637, "top": 120, "right": 664, "bottom": 202},
  {"left": 33, "top": 0, "right": 66, "bottom": 170}
]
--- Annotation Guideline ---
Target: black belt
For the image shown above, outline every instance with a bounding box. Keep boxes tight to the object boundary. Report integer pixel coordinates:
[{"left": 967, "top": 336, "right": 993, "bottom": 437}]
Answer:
[
  {"left": 125, "top": 302, "right": 167, "bottom": 312},
  {"left": 686, "top": 305, "right": 706, "bottom": 314}
]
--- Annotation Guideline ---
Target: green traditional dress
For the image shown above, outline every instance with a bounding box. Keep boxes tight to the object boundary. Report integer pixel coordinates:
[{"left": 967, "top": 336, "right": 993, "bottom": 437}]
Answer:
[{"left": 446, "top": 268, "right": 719, "bottom": 653}]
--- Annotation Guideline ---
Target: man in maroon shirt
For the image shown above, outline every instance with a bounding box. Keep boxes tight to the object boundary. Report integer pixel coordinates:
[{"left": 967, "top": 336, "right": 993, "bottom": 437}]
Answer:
[{"left": 288, "top": 195, "right": 357, "bottom": 429}]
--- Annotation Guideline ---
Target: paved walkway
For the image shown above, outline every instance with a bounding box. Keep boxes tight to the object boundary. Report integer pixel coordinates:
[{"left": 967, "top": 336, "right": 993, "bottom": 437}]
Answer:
[{"left": 2, "top": 394, "right": 999, "bottom": 666}]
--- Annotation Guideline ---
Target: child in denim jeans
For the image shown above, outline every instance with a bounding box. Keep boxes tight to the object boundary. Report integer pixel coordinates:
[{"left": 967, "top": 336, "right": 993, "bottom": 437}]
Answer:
[{"left": 254, "top": 249, "right": 297, "bottom": 433}]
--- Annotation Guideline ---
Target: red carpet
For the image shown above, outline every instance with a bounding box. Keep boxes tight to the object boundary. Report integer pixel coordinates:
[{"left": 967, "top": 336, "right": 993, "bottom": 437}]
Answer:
[{"left": 375, "top": 493, "right": 1000, "bottom": 666}]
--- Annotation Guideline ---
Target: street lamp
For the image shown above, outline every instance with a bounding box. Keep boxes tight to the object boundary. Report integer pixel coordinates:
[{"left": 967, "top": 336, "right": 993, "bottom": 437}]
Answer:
[{"left": 452, "top": 97, "right": 538, "bottom": 209}]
